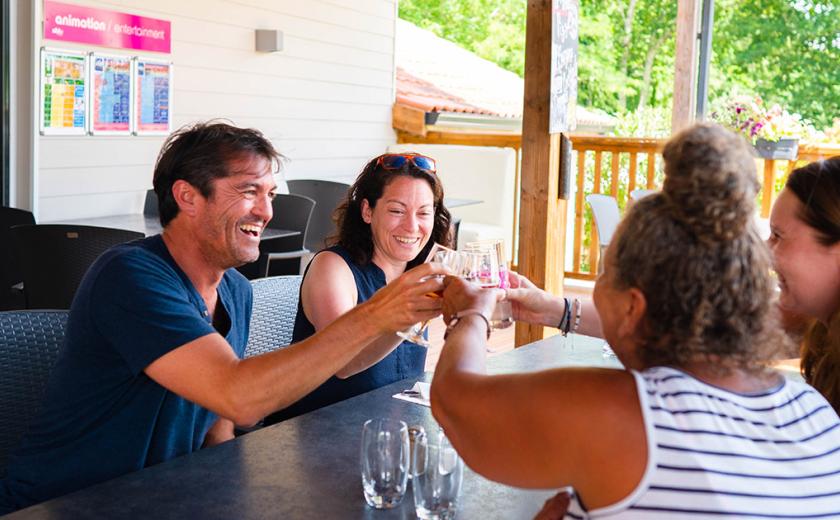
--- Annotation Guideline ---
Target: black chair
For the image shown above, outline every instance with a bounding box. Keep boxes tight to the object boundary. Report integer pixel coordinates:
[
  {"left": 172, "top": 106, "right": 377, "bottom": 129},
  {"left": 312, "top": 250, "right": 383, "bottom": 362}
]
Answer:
[
  {"left": 287, "top": 179, "right": 350, "bottom": 253},
  {"left": 245, "top": 275, "right": 303, "bottom": 358},
  {"left": 0, "top": 207, "right": 36, "bottom": 311},
  {"left": 143, "top": 189, "right": 158, "bottom": 218},
  {"left": 11, "top": 225, "right": 144, "bottom": 309},
  {"left": 238, "top": 194, "right": 315, "bottom": 279},
  {"left": 0, "top": 310, "right": 69, "bottom": 475}
]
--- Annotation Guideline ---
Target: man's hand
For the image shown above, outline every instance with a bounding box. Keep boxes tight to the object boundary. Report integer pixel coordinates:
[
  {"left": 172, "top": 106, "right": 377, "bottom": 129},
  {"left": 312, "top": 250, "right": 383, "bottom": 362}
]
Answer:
[
  {"left": 202, "top": 418, "right": 235, "bottom": 448},
  {"left": 363, "top": 262, "right": 448, "bottom": 334},
  {"left": 534, "top": 490, "right": 572, "bottom": 520},
  {"left": 440, "top": 276, "right": 499, "bottom": 322}
]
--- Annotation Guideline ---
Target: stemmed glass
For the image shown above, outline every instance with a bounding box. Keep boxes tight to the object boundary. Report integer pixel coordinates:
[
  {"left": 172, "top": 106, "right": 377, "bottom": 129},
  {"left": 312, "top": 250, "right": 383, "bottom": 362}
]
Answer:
[
  {"left": 463, "top": 240, "right": 513, "bottom": 329},
  {"left": 396, "top": 243, "right": 463, "bottom": 347}
]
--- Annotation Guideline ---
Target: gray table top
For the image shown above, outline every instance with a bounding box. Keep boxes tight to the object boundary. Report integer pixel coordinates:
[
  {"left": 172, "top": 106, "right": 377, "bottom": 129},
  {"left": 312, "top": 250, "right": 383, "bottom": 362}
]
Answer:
[
  {"left": 49, "top": 214, "right": 300, "bottom": 241},
  {"left": 8, "top": 334, "right": 618, "bottom": 519}
]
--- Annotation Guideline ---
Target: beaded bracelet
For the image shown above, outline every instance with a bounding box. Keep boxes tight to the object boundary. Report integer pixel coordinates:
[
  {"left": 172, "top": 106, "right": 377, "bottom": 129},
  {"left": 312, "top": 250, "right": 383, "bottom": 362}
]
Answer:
[{"left": 571, "top": 298, "right": 582, "bottom": 333}]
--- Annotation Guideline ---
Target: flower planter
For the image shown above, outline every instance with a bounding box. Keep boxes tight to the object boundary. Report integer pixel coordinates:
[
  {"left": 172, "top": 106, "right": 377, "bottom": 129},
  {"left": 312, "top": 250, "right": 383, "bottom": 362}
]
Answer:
[{"left": 754, "top": 138, "right": 799, "bottom": 161}]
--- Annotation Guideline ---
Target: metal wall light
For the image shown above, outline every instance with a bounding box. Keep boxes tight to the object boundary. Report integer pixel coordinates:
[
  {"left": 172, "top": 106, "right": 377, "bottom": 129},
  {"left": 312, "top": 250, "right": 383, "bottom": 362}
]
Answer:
[{"left": 255, "top": 29, "right": 283, "bottom": 53}]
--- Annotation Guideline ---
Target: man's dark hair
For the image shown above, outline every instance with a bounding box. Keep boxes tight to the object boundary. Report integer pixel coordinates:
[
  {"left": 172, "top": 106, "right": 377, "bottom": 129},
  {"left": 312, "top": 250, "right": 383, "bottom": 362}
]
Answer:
[{"left": 153, "top": 121, "right": 283, "bottom": 226}]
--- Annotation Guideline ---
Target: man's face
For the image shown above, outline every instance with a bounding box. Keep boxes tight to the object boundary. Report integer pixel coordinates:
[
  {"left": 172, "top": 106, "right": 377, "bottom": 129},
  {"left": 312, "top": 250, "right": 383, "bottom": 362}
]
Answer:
[{"left": 195, "top": 154, "right": 277, "bottom": 270}]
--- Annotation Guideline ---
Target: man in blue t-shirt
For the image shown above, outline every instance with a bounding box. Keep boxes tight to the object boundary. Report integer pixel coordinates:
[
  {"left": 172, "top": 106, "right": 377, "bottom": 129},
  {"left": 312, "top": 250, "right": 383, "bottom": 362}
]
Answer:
[{"left": 0, "top": 122, "right": 446, "bottom": 514}]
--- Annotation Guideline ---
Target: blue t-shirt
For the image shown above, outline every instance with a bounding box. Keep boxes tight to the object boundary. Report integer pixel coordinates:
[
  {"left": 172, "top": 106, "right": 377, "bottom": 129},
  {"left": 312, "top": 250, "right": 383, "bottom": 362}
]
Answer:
[
  {"left": 264, "top": 245, "right": 425, "bottom": 424},
  {"left": 0, "top": 235, "right": 251, "bottom": 513}
]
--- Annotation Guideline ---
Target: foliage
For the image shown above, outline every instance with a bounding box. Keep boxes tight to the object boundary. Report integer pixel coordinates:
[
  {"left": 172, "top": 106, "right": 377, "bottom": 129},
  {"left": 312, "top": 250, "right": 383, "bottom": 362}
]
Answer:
[
  {"left": 711, "top": 0, "right": 840, "bottom": 130},
  {"left": 398, "top": 0, "right": 840, "bottom": 136},
  {"left": 612, "top": 106, "right": 671, "bottom": 137},
  {"left": 398, "top": 0, "right": 526, "bottom": 76}
]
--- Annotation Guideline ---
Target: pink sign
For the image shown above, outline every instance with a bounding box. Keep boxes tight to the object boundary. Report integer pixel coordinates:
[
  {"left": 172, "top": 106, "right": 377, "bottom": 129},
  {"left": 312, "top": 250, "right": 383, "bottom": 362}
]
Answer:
[{"left": 44, "top": 1, "right": 171, "bottom": 54}]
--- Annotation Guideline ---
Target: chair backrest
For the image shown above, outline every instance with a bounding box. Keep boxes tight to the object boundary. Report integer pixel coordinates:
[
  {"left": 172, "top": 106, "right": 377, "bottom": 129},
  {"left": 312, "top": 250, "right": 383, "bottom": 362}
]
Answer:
[
  {"left": 0, "top": 207, "right": 36, "bottom": 311},
  {"left": 287, "top": 179, "right": 350, "bottom": 252},
  {"left": 11, "top": 224, "right": 144, "bottom": 309},
  {"left": 245, "top": 276, "right": 303, "bottom": 358},
  {"left": 256, "top": 194, "right": 316, "bottom": 277},
  {"left": 586, "top": 194, "right": 621, "bottom": 247},
  {"left": 143, "top": 189, "right": 159, "bottom": 218},
  {"left": 0, "top": 310, "right": 69, "bottom": 474},
  {"left": 629, "top": 188, "right": 657, "bottom": 202},
  {"left": 268, "top": 193, "right": 316, "bottom": 245}
]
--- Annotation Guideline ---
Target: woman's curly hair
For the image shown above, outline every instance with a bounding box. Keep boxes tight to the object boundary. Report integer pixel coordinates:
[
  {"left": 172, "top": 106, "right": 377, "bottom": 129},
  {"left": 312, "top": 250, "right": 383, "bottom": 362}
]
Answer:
[
  {"left": 610, "top": 123, "right": 791, "bottom": 373},
  {"left": 330, "top": 154, "right": 452, "bottom": 269}
]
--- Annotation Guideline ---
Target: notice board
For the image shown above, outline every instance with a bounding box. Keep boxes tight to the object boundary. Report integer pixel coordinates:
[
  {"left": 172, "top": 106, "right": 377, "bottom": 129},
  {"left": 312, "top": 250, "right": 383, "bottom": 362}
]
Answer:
[
  {"left": 550, "top": 0, "right": 579, "bottom": 134},
  {"left": 40, "top": 49, "right": 88, "bottom": 134},
  {"left": 89, "top": 53, "right": 133, "bottom": 134},
  {"left": 135, "top": 59, "right": 172, "bottom": 135}
]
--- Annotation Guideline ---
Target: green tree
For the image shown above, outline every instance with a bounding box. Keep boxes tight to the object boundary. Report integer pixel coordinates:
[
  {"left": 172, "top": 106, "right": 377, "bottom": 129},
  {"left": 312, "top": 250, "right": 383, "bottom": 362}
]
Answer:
[
  {"left": 712, "top": 0, "right": 840, "bottom": 128},
  {"left": 399, "top": 0, "right": 840, "bottom": 131},
  {"left": 399, "top": 0, "right": 527, "bottom": 76}
]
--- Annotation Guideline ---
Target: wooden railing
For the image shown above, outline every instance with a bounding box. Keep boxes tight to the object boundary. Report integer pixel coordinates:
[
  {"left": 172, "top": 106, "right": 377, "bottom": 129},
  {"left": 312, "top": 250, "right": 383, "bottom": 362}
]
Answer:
[
  {"left": 565, "top": 138, "right": 840, "bottom": 280},
  {"left": 395, "top": 124, "right": 840, "bottom": 282}
]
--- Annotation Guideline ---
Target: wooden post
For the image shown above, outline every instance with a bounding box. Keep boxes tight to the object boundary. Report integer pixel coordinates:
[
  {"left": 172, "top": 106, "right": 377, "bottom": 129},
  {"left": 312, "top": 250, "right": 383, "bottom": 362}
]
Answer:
[
  {"left": 671, "top": 0, "right": 699, "bottom": 132},
  {"left": 515, "top": 0, "right": 568, "bottom": 346}
]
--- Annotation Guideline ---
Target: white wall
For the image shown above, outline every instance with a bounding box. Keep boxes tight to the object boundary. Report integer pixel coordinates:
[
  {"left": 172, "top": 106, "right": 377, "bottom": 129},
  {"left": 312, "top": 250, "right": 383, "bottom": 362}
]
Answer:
[{"left": 31, "top": 0, "right": 398, "bottom": 221}]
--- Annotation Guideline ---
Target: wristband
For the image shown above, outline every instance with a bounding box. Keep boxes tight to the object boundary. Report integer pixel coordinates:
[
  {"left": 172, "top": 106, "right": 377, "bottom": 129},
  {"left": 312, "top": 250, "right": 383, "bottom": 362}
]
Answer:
[
  {"left": 444, "top": 310, "right": 492, "bottom": 341},
  {"left": 557, "top": 297, "right": 570, "bottom": 332}
]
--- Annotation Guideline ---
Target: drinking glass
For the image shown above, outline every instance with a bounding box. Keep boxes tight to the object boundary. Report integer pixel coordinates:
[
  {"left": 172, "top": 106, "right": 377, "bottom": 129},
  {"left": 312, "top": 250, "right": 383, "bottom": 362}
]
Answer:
[
  {"left": 412, "top": 430, "right": 464, "bottom": 520},
  {"left": 464, "top": 241, "right": 513, "bottom": 329},
  {"left": 397, "top": 243, "right": 462, "bottom": 347},
  {"left": 360, "top": 418, "right": 410, "bottom": 509}
]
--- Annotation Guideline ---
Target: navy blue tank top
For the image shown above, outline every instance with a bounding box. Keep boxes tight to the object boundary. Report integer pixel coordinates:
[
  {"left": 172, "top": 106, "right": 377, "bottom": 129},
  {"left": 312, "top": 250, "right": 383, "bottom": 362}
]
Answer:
[{"left": 264, "top": 245, "right": 426, "bottom": 424}]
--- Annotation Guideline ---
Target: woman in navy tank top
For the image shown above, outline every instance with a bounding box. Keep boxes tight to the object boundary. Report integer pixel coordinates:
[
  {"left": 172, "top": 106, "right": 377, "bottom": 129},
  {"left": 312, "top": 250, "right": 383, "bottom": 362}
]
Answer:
[{"left": 265, "top": 153, "right": 452, "bottom": 424}]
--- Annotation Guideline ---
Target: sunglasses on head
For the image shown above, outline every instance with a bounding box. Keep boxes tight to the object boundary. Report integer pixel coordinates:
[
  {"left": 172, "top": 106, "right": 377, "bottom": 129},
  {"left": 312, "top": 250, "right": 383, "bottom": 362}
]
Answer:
[{"left": 376, "top": 153, "right": 437, "bottom": 174}]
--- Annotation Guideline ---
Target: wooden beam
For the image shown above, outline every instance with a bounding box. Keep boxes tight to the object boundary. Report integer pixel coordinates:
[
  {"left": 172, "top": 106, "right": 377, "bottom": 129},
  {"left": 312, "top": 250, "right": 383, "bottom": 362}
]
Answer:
[
  {"left": 671, "top": 0, "right": 699, "bottom": 132},
  {"left": 395, "top": 129, "right": 521, "bottom": 149},
  {"left": 515, "top": 0, "right": 567, "bottom": 346},
  {"left": 392, "top": 103, "right": 427, "bottom": 137}
]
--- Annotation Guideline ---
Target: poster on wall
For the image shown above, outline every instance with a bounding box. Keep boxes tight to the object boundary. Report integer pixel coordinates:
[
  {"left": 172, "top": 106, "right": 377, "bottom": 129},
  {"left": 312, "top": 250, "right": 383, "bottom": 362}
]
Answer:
[
  {"left": 89, "top": 53, "right": 133, "bottom": 134},
  {"left": 134, "top": 59, "right": 172, "bottom": 135},
  {"left": 40, "top": 48, "right": 88, "bottom": 135}
]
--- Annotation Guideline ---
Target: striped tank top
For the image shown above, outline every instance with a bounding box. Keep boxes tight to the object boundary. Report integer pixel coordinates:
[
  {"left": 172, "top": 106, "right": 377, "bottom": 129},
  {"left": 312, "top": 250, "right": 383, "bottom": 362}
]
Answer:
[{"left": 564, "top": 366, "right": 840, "bottom": 519}]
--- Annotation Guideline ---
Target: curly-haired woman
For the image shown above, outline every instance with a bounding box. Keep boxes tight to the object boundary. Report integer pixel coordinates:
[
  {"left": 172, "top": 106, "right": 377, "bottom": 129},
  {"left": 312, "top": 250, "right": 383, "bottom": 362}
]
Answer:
[
  {"left": 265, "top": 153, "right": 452, "bottom": 424},
  {"left": 432, "top": 124, "right": 840, "bottom": 518}
]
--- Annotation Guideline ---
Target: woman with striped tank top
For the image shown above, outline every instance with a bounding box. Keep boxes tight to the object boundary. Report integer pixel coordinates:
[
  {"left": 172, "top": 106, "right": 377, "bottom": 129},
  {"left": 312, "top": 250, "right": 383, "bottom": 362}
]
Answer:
[{"left": 431, "top": 123, "right": 840, "bottom": 519}]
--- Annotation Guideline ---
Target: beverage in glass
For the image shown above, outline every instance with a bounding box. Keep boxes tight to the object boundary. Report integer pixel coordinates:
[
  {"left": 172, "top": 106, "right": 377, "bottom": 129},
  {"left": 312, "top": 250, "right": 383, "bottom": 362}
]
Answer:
[
  {"left": 360, "top": 418, "right": 410, "bottom": 509},
  {"left": 396, "top": 244, "right": 446, "bottom": 347},
  {"left": 464, "top": 240, "right": 513, "bottom": 329}
]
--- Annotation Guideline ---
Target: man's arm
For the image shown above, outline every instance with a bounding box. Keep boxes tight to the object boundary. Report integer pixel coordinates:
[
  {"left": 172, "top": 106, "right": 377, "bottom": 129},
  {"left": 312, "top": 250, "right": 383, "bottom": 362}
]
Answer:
[
  {"left": 301, "top": 252, "right": 430, "bottom": 379},
  {"left": 145, "top": 263, "right": 446, "bottom": 426}
]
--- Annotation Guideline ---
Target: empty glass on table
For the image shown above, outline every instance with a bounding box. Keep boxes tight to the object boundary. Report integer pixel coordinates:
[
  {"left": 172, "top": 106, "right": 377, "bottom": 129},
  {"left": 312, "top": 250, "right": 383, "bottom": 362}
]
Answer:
[
  {"left": 360, "top": 418, "right": 410, "bottom": 509},
  {"left": 412, "top": 429, "right": 464, "bottom": 520}
]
